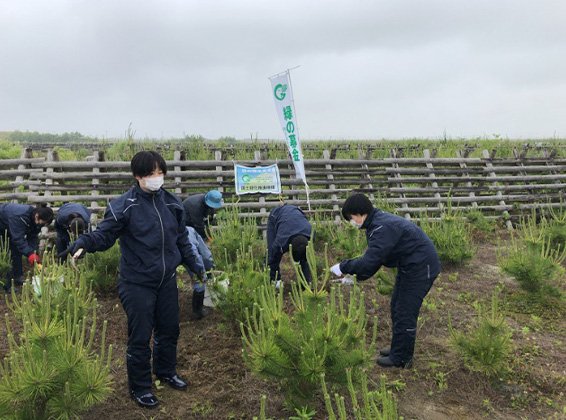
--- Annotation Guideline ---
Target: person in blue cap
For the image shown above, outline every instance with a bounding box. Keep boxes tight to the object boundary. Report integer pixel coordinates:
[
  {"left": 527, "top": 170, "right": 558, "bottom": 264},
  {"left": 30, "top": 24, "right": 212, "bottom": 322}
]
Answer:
[
  {"left": 64, "top": 151, "right": 204, "bottom": 409},
  {"left": 54, "top": 203, "right": 91, "bottom": 261},
  {"left": 330, "top": 193, "right": 440, "bottom": 369},
  {"left": 184, "top": 226, "right": 214, "bottom": 320},
  {"left": 182, "top": 190, "right": 223, "bottom": 241}
]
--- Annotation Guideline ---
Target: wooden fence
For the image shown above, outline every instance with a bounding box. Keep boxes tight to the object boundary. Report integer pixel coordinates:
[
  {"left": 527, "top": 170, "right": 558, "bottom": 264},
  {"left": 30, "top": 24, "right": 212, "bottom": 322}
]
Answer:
[{"left": 1, "top": 147, "right": 565, "bottom": 224}]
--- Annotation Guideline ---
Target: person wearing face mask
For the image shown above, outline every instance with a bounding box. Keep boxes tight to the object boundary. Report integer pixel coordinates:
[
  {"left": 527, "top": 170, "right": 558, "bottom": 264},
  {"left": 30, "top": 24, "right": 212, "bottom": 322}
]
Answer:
[
  {"left": 330, "top": 193, "right": 440, "bottom": 369},
  {"left": 182, "top": 190, "right": 223, "bottom": 242},
  {"left": 54, "top": 203, "right": 91, "bottom": 262},
  {"left": 0, "top": 203, "right": 53, "bottom": 291},
  {"left": 267, "top": 204, "right": 312, "bottom": 288},
  {"left": 63, "top": 151, "right": 204, "bottom": 409}
]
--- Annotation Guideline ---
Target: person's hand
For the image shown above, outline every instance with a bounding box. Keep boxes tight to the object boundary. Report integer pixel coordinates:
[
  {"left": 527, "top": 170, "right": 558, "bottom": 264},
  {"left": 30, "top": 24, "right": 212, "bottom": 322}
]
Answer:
[
  {"left": 28, "top": 253, "right": 41, "bottom": 265},
  {"left": 331, "top": 276, "right": 354, "bottom": 285},
  {"left": 330, "top": 263, "right": 342, "bottom": 276}
]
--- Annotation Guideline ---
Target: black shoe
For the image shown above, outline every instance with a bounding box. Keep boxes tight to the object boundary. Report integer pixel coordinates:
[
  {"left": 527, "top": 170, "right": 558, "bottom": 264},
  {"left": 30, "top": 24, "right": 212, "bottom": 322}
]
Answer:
[
  {"left": 157, "top": 374, "right": 188, "bottom": 390},
  {"left": 130, "top": 390, "right": 159, "bottom": 409},
  {"left": 379, "top": 346, "right": 391, "bottom": 357},
  {"left": 377, "top": 356, "right": 412, "bottom": 369}
]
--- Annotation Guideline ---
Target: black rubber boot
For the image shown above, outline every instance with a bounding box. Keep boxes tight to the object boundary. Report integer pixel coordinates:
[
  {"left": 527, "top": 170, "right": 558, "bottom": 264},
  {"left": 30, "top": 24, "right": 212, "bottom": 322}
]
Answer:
[{"left": 191, "top": 290, "right": 206, "bottom": 320}]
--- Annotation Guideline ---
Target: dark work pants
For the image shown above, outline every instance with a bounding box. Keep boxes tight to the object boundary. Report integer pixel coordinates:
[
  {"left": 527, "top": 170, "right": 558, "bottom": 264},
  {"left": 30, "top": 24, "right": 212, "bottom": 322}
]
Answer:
[
  {"left": 118, "top": 277, "right": 180, "bottom": 394},
  {"left": 271, "top": 258, "right": 312, "bottom": 284},
  {"left": 1, "top": 233, "right": 24, "bottom": 290},
  {"left": 389, "top": 263, "right": 437, "bottom": 365}
]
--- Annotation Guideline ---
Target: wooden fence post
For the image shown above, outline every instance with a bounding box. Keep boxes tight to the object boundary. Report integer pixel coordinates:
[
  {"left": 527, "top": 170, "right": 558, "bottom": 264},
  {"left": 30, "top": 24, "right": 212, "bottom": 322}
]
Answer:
[
  {"left": 482, "top": 149, "right": 512, "bottom": 229},
  {"left": 173, "top": 150, "right": 185, "bottom": 196},
  {"left": 215, "top": 149, "right": 225, "bottom": 194},
  {"left": 423, "top": 149, "right": 443, "bottom": 212},
  {"left": 13, "top": 147, "right": 33, "bottom": 202},
  {"left": 390, "top": 148, "right": 411, "bottom": 219},
  {"left": 323, "top": 149, "right": 341, "bottom": 223},
  {"left": 456, "top": 149, "right": 478, "bottom": 209}
]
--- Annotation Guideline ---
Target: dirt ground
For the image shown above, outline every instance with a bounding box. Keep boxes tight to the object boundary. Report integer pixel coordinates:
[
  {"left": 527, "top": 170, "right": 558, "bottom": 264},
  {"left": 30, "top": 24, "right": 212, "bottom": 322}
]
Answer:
[{"left": 1, "top": 234, "right": 565, "bottom": 419}]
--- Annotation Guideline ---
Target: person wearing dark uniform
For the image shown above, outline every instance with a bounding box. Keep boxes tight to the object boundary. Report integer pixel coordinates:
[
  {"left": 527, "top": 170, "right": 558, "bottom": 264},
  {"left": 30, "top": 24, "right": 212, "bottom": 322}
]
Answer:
[
  {"left": 66, "top": 151, "right": 204, "bottom": 409},
  {"left": 55, "top": 203, "right": 91, "bottom": 260},
  {"left": 331, "top": 193, "right": 440, "bottom": 368},
  {"left": 0, "top": 203, "right": 53, "bottom": 291},
  {"left": 267, "top": 204, "right": 312, "bottom": 286},
  {"left": 182, "top": 190, "right": 223, "bottom": 241}
]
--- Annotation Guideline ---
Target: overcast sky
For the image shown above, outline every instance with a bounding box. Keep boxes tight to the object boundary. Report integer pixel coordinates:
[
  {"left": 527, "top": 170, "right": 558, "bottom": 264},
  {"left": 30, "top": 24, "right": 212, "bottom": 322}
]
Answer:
[{"left": 1, "top": 0, "right": 565, "bottom": 140}]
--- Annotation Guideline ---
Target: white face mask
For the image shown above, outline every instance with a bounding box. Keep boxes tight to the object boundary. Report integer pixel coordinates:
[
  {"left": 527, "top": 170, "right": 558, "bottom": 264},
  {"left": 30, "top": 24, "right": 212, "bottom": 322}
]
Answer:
[
  {"left": 143, "top": 175, "right": 164, "bottom": 191},
  {"left": 350, "top": 219, "right": 363, "bottom": 229}
]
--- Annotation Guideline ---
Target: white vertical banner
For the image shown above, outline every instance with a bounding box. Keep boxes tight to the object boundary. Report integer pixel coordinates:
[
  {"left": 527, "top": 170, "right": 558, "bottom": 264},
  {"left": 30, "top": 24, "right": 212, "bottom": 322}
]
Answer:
[{"left": 269, "top": 71, "right": 310, "bottom": 199}]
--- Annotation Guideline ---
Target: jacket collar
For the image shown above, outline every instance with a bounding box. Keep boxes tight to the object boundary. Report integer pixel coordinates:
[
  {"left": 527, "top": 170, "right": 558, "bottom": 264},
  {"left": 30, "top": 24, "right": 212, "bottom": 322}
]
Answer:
[
  {"left": 361, "top": 208, "right": 378, "bottom": 230},
  {"left": 134, "top": 183, "right": 163, "bottom": 200}
]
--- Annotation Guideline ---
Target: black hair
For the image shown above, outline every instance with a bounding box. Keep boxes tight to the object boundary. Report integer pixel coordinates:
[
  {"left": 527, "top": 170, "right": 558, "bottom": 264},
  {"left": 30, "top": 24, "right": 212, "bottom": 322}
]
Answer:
[
  {"left": 341, "top": 193, "right": 374, "bottom": 220},
  {"left": 33, "top": 204, "right": 54, "bottom": 224},
  {"left": 68, "top": 216, "right": 86, "bottom": 236},
  {"left": 130, "top": 151, "right": 167, "bottom": 178},
  {"left": 290, "top": 235, "right": 309, "bottom": 262}
]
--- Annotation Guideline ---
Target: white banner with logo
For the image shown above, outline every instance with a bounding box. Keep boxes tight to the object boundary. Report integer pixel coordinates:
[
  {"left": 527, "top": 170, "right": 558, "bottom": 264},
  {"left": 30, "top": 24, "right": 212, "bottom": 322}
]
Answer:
[
  {"left": 269, "top": 71, "right": 307, "bottom": 185},
  {"left": 234, "top": 164, "right": 281, "bottom": 195}
]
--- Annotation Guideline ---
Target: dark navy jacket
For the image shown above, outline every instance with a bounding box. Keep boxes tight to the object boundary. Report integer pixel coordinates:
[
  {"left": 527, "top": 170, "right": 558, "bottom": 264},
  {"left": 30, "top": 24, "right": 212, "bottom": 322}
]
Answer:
[
  {"left": 182, "top": 193, "right": 215, "bottom": 240},
  {"left": 267, "top": 205, "right": 312, "bottom": 273},
  {"left": 55, "top": 203, "right": 91, "bottom": 250},
  {"left": 74, "top": 184, "right": 203, "bottom": 288},
  {"left": 340, "top": 209, "right": 440, "bottom": 281},
  {"left": 0, "top": 203, "right": 40, "bottom": 257}
]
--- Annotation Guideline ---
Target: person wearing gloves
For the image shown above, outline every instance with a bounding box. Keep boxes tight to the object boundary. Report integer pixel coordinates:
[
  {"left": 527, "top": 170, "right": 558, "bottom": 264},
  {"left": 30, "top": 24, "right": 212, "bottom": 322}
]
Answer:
[
  {"left": 54, "top": 202, "right": 91, "bottom": 261},
  {"left": 64, "top": 151, "right": 204, "bottom": 409},
  {"left": 184, "top": 226, "right": 214, "bottom": 320},
  {"left": 267, "top": 204, "right": 312, "bottom": 288},
  {"left": 0, "top": 203, "right": 53, "bottom": 291},
  {"left": 330, "top": 193, "right": 440, "bottom": 369},
  {"left": 182, "top": 190, "right": 223, "bottom": 241}
]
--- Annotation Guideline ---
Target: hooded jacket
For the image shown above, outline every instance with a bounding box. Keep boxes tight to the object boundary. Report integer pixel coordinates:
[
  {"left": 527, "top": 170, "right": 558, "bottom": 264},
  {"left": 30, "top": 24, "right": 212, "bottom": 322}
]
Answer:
[
  {"left": 0, "top": 203, "right": 40, "bottom": 257},
  {"left": 74, "top": 184, "right": 203, "bottom": 288},
  {"left": 340, "top": 209, "right": 440, "bottom": 281},
  {"left": 267, "top": 205, "right": 312, "bottom": 273}
]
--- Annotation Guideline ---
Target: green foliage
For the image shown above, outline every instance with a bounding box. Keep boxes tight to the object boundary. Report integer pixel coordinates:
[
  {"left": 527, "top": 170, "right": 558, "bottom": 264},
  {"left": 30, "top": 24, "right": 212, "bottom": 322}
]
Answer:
[
  {"left": 209, "top": 204, "right": 264, "bottom": 270},
  {"left": 466, "top": 209, "right": 495, "bottom": 233},
  {"left": 420, "top": 209, "right": 474, "bottom": 265},
  {"left": 322, "top": 371, "right": 399, "bottom": 420},
  {"left": 375, "top": 268, "right": 396, "bottom": 295},
  {"left": 313, "top": 221, "right": 366, "bottom": 261},
  {"left": 241, "top": 246, "right": 376, "bottom": 410},
  {"left": 499, "top": 235, "right": 565, "bottom": 297},
  {"left": 0, "top": 140, "right": 21, "bottom": 159},
  {"left": 450, "top": 292, "right": 512, "bottom": 377},
  {"left": 80, "top": 242, "right": 121, "bottom": 293},
  {"left": 0, "top": 231, "right": 12, "bottom": 283},
  {"left": 210, "top": 245, "right": 270, "bottom": 324},
  {"left": 0, "top": 262, "right": 113, "bottom": 419}
]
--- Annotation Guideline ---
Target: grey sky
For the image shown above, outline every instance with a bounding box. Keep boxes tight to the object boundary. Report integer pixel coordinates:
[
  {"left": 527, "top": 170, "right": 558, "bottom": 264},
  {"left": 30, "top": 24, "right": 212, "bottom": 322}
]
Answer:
[{"left": 1, "top": 0, "right": 565, "bottom": 140}]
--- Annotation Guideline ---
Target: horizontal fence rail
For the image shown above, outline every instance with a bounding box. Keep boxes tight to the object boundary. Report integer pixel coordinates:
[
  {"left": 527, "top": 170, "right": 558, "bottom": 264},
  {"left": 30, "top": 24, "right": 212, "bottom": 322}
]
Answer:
[{"left": 1, "top": 147, "right": 565, "bottom": 224}]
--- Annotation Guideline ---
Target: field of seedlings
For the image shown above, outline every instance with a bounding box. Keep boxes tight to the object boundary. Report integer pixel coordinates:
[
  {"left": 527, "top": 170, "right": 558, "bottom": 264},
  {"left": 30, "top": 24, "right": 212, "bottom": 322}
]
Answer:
[{"left": 0, "top": 136, "right": 565, "bottom": 419}]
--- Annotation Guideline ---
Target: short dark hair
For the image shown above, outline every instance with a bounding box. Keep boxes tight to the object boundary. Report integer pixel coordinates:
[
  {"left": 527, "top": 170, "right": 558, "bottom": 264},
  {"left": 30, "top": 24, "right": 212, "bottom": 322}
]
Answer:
[
  {"left": 131, "top": 151, "right": 167, "bottom": 178},
  {"left": 34, "top": 204, "right": 54, "bottom": 224},
  {"left": 341, "top": 193, "right": 374, "bottom": 220},
  {"left": 290, "top": 235, "right": 309, "bottom": 262},
  {"left": 68, "top": 216, "right": 86, "bottom": 236}
]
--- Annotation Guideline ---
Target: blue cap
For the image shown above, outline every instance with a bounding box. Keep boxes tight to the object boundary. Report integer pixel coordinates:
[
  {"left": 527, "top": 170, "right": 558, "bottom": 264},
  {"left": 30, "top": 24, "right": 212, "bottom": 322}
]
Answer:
[{"left": 204, "top": 190, "right": 223, "bottom": 209}]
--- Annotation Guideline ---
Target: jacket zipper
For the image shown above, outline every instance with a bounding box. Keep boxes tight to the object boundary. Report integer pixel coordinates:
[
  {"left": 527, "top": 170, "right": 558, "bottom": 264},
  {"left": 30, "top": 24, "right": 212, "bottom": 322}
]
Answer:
[{"left": 153, "top": 195, "right": 166, "bottom": 288}]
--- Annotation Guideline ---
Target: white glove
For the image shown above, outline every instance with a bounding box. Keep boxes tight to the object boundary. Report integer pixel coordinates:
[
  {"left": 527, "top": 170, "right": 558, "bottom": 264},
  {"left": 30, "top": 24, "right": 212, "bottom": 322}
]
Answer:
[
  {"left": 275, "top": 279, "right": 282, "bottom": 291},
  {"left": 331, "top": 276, "right": 354, "bottom": 285},
  {"left": 330, "top": 263, "right": 342, "bottom": 276}
]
